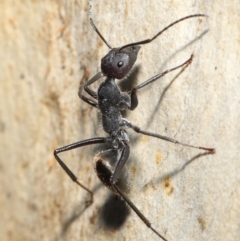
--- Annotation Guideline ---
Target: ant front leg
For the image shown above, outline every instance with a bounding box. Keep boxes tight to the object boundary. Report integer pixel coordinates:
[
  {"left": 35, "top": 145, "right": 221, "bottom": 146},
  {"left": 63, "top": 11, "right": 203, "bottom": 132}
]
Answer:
[
  {"left": 79, "top": 95, "right": 99, "bottom": 108},
  {"left": 78, "top": 72, "right": 104, "bottom": 108},
  {"left": 54, "top": 137, "right": 106, "bottom": 207},
  {"left": 129, "top": 54, "right": 193, "bottom": 110}
]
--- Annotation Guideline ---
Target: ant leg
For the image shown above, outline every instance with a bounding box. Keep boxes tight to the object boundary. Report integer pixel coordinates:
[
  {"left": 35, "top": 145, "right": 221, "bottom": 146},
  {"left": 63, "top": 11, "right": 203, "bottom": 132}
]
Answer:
[
  {"left": 54, "top": 137, "right": 106, "bottom": 206},
  {"left": 84, "top": 71, "right": 103, "bottom": 88},
  {"left": 129, "top": 54, "right": 193, "bottom": 110},
  {"left": 126, "top": 122, "right": 215, "bottom": 153},
  {"left": 79, "top": 87, "right": 99, "bottom": 108},
  {"left": 134, "top": 54, "right": 193, "bottom": 91},
  {"left": 114, "top": 185, "right": 168, "bottom": 241},
  {"left": 111, "top": 141, "right": 168, "bottom": 241},
  {"left": 84, "top": 86, "right": 97, "bottom": 99},
  {"left": 79, "top": 95, "right": 99, "bottom": 108},
  {"left": 112, "top": 140, "right": 130, "bottom": 182},
  {"left": 79, "top": 72, "right": 104, "bottom": 107}
]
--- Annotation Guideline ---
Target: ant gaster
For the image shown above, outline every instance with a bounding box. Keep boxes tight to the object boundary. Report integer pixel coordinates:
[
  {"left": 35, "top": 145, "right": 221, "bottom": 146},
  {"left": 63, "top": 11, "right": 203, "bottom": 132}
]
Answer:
[{"left": 54, "top": 1, "right": 214, "bottom": 240}]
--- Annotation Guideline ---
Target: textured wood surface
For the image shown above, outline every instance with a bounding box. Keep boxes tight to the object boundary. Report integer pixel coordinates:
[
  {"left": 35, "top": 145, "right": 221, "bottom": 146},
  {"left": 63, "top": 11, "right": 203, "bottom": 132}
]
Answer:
[{"left": 1, "top": 0, "right": 239, "bottom": 241}]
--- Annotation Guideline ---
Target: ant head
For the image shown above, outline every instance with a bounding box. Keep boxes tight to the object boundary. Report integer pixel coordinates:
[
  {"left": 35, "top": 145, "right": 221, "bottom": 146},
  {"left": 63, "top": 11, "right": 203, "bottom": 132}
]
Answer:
[{"left": 101, "top": 45, "right": 141, "bottom": 79}]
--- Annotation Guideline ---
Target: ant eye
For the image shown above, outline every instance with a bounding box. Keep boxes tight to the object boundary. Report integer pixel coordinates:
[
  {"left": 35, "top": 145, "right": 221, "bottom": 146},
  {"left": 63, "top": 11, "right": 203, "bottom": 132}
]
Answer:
[
  {"left": 131, "top": 46, "right": 136, "bottom": 51},
  {"left": 117, "top": 61, "right": 124, "bottom": 68}
]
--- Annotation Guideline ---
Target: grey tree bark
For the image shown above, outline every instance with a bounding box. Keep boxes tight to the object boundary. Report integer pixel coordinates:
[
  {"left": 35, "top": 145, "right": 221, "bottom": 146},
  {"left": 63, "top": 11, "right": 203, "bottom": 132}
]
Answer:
[{"left": 1, "top": 0, "right": 239, "bottom": 241}]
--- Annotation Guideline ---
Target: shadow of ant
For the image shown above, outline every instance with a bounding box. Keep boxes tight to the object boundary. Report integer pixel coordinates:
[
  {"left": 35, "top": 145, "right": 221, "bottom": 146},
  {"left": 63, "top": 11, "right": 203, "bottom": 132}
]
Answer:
[
  {"left": 99, "top": 193, "right": 130, "bottom": 229},
  {"left": 143, "top": 150, "right": 215, "bottom": 191},
  {"left": 59, "top": 186, "right": 130, "bottom": 241},
  {"left": 144, "top": 30, "right": 209, "bottom": 130},
  {"left": 59, "top": 183, "right": 102, "bottom": 239}
]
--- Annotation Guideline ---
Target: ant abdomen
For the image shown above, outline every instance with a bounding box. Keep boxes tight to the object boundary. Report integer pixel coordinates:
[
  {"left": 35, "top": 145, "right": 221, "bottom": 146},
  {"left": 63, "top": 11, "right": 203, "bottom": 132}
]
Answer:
[{"left": 94, "top": 149, "right": 130, "bottom": 195}]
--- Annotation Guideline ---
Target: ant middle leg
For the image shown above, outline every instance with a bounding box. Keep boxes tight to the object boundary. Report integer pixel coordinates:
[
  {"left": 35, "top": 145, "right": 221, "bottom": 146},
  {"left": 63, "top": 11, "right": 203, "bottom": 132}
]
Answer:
[
  {"left": 129, "top": 54, "right": 193, "bottom": 110},
  {"left": 125, "top": 121, "right": 215, "bottom": 153}
]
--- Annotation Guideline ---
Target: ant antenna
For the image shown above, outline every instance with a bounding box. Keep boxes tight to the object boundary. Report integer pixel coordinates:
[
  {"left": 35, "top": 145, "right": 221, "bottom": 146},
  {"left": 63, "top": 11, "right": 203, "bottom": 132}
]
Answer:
[
  {"left": 120, "top": 14, "right": 207, "bottom": 51},
  {"left": 89, "top": 0, "right": 112, "bottom": 49}
]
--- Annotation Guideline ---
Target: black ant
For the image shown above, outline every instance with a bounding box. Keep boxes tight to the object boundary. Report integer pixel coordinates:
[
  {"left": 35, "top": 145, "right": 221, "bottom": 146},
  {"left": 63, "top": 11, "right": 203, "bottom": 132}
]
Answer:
[{"left": 54, "top": 1, "right": 214, "bottom": 240}]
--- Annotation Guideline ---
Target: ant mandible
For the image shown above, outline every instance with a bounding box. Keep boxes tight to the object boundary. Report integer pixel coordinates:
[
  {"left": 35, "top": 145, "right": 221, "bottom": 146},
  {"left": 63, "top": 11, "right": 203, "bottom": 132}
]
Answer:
[{"left": 54, "top": 1, "right": 214, "bottom": 240}]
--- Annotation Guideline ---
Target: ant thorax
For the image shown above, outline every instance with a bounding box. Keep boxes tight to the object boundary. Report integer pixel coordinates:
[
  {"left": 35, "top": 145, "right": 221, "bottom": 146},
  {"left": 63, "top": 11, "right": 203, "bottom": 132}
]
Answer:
[
  {"left": 98, "top": 77, "right": 131, "bottom": 135},
  {"left": 98, "top": 45, "right": 141, "bottom": 133}
]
